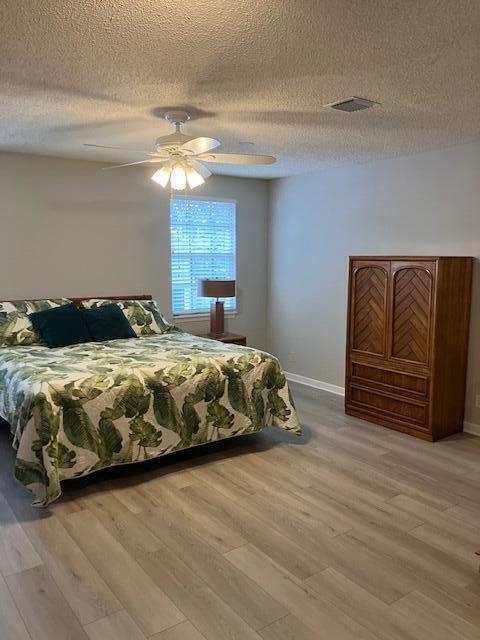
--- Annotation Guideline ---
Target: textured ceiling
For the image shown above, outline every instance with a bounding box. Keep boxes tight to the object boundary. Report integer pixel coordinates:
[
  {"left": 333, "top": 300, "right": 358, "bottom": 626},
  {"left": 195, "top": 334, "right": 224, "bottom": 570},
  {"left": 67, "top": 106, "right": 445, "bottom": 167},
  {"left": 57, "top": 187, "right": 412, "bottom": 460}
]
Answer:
[{"left": 1, "top": 0, "right": 479, "bottom": 178}]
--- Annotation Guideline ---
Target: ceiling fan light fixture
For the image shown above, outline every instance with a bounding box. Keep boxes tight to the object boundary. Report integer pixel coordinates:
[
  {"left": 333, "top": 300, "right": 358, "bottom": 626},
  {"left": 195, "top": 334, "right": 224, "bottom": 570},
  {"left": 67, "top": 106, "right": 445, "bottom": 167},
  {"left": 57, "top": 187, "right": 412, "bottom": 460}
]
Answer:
[
  {"left": 170, "top": 163, "right": 187, "bottom": 190},
  {"left": 151, "top": 165, "right": 171, "bottom": 187},
  {"left": 186, "top": 166, "right": 205, "bottom": 189}
]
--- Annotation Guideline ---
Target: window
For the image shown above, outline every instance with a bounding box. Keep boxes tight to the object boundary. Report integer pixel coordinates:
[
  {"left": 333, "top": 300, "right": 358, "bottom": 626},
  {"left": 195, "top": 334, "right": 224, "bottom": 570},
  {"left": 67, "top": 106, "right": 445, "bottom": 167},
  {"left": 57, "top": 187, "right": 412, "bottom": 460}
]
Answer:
[{"left": 170, "top": 197, "right": 236, "bottom": 315}]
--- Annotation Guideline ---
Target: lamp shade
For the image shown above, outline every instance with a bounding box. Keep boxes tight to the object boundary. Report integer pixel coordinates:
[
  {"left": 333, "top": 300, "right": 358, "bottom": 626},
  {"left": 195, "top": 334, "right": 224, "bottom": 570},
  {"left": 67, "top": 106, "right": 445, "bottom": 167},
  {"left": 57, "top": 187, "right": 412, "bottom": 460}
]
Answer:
[{"left": 199, "top": 279, "right": 236, "bottom": 298}]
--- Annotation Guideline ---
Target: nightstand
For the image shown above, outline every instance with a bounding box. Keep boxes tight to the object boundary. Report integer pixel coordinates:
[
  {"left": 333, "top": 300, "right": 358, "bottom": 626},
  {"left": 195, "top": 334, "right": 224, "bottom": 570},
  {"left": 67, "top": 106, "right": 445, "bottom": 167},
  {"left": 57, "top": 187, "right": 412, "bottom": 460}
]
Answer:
[{"left": 199, "top": 332, "right": 246, "bottom": 346}]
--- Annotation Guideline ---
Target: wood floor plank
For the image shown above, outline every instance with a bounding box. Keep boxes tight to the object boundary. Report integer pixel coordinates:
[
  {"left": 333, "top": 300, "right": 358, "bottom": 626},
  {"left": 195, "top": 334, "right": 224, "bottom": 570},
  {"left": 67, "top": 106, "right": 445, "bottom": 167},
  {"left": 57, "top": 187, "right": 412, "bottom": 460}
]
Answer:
[
  {"left": 84, "top": 609, "right": 146, "bottom": 640},
  {"left": 189, "top": 463, "right": 257, "bottom": 501},
  {"left": 142, "top": 480, "right": 248, "bottom": 553},
  {"left": 0, "top": 574, "right": 31, "bottom": 640},
  {"left": 379, "top": 462, "right": 462, "bottom": 510},
  {"left": 293, "top": 480, "right": 423, "bottom": 533},
  {"left": 225, "top": 544, "right": 377, "bottom": 640},
  {"left": 410, "top": 522, "right": 479, "bottom": 566},
  {"left": 301, "top": 416, "right": 393, "bottom": 461},
  {"left": 392, "top": 590, "right": 480, "bottom": 640},
  {"left": 344, "top": 520, "right": 474, "bottom": 588},
  {"left": 182, "top": 482, "right": 326, "bottom": 579},
  {"left": 0, "top": 491, "right": 42, "bottom": 577},
  {"left": 381, "top": 452, "right": 480, "bottom": 505},
  {"left": 379, "top": 441, "right": 480, "bottom": 478},
  {"left": 319, "top": 532, "right": 417, "bottom": 604},
  {"left": 305, "top": 567, "right": 427, "bottom": 640},
  {"left": 110, "top": 485, "right": 159, "bottom": 514},
  {"left": 230, "top": 454, "right": 312, "bottom": 494},
  {"left": 79, "top": 490, "right": 165, "bottom": 556},
  {"left": 412, "top": 580, "right": 480, "bottom": 628},
  {"left": 163, "top": 468, "right": 196, "bottom": 489},
  {"left": 389, "top": 494, "right": 480, "bottom": 565},
  {"left": 138, "top": 504, "right": 287, "bottom": 630},
  {"left": 443, "top": 503, "right": 480, "bottom": 528},
  {"left": 136, "top": 546, "right": 263, "bottom": 640},
  {"left": 22, "top": 515, "right": 122, "bottom": 625},
  {"left": 465, "top": 577, "right": 480, "bottom": 597},
  {"left": 6, "top": 565, "right": 88, "bottom": 640},
  {"left": 150, "top": 620, "right": 207, "bottom": 640},
  {"left": 307, "top": 440, "right": 454, "bottom": 510},
  {"left": 268, "top": 443, "right": 400, "bottom": 501},
  {"left": 238, "top": 485, "right": 347, "bottom": 539},
  {"left": 259, "top": 614, "right": 319, "bottom": 640},
  {"left": 62, "top": 510, "right": 185, "bottom": 636}
]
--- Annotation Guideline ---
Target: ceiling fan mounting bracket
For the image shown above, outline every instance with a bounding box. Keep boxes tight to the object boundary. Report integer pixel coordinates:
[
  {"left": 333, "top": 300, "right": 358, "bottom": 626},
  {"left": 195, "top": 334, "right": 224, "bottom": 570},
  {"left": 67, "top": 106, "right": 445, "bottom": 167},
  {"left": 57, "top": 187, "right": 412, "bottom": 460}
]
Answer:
[{"left": 164, "top": 111, "right": 191, "bottom": 127}]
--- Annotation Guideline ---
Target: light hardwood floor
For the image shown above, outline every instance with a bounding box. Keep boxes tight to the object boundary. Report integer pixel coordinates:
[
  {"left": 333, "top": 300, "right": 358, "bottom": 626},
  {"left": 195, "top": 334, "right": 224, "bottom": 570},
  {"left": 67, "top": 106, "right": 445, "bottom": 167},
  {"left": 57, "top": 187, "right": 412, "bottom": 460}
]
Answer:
[{"left": 1, "top": 383, "right": 479, "bottom": 640}]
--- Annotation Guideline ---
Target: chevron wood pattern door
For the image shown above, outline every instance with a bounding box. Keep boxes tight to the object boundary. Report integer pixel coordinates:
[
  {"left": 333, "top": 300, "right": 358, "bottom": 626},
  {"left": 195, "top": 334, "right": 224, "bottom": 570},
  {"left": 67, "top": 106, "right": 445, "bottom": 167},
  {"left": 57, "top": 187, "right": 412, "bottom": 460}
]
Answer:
[
  {"left": 391, "top": 265, "right": 434, "bottom": 365},
  {"left": 351, "top": 264, "right": 388, "bottom": 356}
]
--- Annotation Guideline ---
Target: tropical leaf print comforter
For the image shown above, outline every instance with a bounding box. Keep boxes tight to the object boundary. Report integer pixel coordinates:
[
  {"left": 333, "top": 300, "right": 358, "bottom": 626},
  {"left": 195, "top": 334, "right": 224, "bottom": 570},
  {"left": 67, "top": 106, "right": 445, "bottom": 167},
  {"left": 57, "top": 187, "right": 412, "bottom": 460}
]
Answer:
[{"left": 0, "top": 332, "right": 300, "bottom": 506}]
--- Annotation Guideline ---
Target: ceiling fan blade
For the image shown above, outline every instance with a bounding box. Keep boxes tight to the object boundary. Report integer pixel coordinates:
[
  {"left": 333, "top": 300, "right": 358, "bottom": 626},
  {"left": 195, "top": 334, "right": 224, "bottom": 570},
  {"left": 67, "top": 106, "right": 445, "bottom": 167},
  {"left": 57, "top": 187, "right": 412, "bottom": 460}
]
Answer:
[
  {"left": 189, "top": 158, "right": 212, "bottom": 179},
  {"left": 84, "top": 143, "right": 163, "bottom": 157},
  {"left": 196, "top": 153, "right": 276, "bottom": 165},
  {"left": 179, "top": 137, "right": 221, "bottom": 155},
  {"left": 102, "top": 158, "right": 167, "bottom": 170}
]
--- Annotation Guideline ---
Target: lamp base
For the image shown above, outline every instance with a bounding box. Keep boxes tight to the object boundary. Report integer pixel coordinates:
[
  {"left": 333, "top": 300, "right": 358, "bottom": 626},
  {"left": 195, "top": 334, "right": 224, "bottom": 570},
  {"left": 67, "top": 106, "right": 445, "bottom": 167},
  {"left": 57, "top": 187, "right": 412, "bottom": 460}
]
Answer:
[{"left": 210, "top": 301, "right": 225, "bottom": 335}]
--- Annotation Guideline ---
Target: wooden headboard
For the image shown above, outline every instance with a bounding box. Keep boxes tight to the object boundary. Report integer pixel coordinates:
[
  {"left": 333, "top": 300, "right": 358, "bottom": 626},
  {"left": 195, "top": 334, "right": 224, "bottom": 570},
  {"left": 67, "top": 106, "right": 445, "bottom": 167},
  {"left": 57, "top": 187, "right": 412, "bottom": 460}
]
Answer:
[
  {"left": 69, "top": 294, "right": 152, "bottom": 304},
  {"left": 5, "top": 295, "right": 153, "bottom": 304}
]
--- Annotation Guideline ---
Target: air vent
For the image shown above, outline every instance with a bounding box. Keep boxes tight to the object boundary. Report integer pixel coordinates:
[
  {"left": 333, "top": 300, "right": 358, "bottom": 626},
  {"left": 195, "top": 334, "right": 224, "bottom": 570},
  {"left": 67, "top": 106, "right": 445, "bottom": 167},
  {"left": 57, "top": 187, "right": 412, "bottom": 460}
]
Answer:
[{"left": 324, "top": 97, "right": 380, "bottom": 112}]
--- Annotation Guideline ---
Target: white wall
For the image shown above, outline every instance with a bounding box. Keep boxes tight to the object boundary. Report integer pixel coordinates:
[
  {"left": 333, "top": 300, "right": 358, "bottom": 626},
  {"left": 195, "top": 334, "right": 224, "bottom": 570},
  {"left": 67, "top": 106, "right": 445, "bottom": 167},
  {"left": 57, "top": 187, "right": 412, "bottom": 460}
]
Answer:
[
  {"left": 268, "top": 141, "right": 480, "bottom": 424},
  {"left": 0, "top": 151, "right": 269, "bottom": 348}
]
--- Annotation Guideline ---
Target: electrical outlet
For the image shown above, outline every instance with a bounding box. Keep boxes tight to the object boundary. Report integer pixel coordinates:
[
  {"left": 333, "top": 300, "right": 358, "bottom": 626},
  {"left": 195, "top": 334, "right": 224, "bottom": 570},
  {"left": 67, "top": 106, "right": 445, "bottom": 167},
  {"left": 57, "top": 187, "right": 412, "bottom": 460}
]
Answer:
[{"left": 287, "top": 351, "right": 296, "bottom": 363}]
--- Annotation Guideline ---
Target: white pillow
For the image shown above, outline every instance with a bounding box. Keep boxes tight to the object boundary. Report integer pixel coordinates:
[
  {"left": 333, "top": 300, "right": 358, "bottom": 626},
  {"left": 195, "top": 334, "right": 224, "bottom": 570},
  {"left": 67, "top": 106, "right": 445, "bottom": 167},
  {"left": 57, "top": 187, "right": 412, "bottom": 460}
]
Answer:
[{"left": 0, "top": 299, "right": 70, "bottom": 347}]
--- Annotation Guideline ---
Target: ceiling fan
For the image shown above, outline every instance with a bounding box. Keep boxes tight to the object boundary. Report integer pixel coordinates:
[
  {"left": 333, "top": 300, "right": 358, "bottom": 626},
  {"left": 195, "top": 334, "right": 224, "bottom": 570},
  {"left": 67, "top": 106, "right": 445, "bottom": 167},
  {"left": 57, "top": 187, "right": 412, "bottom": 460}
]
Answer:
[{"left": 84, "top": 111, "right": 276, "bottom": 191}]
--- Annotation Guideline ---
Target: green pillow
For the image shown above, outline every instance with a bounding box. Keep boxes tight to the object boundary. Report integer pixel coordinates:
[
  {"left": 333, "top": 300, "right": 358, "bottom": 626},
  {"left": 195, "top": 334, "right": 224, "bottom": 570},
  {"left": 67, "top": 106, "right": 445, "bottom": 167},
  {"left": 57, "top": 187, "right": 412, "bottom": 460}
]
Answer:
[
  {"left": 80, "top": 304, "right": 137, "bottom": 341},
  {"left": 29, "top": 303, "right": 92, "bottom": 348}
]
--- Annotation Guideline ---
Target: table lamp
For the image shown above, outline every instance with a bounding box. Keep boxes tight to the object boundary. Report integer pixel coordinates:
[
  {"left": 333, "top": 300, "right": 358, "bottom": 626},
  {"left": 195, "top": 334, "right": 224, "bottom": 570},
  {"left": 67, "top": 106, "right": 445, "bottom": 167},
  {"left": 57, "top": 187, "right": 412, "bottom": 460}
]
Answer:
[{"left": 199, "top": 279, "right": 236, "bottom": 336}]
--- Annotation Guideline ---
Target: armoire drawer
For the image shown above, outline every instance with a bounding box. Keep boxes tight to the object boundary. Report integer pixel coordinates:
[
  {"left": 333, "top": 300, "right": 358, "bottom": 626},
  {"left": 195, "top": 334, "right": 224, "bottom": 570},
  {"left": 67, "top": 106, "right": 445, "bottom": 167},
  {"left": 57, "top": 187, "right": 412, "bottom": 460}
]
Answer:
[
  {"left": 347, "top": 384, "right": 429, "bottom": 429},
  {"left": 350, "top": 362, "right": 429, "bottom": 399}
]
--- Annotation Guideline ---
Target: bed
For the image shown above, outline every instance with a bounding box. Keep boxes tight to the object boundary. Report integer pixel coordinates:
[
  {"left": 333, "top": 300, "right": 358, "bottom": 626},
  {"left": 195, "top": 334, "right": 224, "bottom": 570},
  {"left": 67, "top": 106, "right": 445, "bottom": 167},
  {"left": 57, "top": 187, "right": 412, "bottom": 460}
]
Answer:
[{"left": 0, "top": 295, "right": 300, "bottom": 506}]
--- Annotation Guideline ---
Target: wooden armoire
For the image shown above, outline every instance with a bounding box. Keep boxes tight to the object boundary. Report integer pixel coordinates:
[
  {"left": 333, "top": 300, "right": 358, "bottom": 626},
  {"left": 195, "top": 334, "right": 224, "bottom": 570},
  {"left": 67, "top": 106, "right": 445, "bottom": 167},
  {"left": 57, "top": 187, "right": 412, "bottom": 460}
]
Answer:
[{"left": 345, "top": 257, "right": 473, "bottom": 441}]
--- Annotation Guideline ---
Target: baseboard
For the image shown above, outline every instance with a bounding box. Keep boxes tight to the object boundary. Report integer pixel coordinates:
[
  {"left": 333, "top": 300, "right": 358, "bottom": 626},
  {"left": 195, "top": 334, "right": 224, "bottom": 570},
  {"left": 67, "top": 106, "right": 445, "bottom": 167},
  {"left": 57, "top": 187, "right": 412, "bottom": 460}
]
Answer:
[
  {"left": 463, "top": 421, "right": 480, "bottom": 436},
  {"left": 286, "top": 372, "right": 480, "bottom": 437},
  {"left": 285, "top": 372, "right": 345, "bottom": 397}
]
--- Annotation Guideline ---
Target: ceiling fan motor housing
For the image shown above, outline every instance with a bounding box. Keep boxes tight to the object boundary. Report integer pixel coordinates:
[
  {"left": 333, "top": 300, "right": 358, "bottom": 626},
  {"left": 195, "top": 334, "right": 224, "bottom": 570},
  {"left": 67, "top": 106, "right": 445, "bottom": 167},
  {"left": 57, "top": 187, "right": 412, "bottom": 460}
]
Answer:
[
  {"left": 156, "top": 111, "right": 194, "bottom": 150},
  {"left": 155, "top": 132, "right": 194, "bottom": 151}
]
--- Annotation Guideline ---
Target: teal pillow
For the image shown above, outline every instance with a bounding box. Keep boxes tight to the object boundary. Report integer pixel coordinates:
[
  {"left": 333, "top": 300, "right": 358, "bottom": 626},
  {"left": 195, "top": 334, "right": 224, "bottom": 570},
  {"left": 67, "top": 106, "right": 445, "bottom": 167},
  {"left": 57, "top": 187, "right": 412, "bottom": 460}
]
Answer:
[
  {"left": 29, "top": 304, "right": 92, "bottom": 348},
  {"left": 80, "top": 304, "right": 137, "bottom": 341}
]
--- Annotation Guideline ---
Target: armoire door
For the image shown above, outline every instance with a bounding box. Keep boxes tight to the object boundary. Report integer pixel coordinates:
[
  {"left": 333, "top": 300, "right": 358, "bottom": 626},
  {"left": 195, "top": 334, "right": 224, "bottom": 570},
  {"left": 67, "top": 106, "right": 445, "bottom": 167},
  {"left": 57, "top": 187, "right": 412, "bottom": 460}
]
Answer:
[
  {"left": 389, "top": 261, "right": 436, "bottom": 366},
  {"left": 349, "top": 260, "right": 389, "bottom": 358}
]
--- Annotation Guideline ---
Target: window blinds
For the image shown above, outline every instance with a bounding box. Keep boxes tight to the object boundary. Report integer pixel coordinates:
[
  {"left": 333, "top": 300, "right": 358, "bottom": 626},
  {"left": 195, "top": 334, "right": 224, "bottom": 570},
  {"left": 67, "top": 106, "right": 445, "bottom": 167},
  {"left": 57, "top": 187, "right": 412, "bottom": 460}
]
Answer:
[{"left": 170, "top": 198, "right": 236, "bottom": 315}]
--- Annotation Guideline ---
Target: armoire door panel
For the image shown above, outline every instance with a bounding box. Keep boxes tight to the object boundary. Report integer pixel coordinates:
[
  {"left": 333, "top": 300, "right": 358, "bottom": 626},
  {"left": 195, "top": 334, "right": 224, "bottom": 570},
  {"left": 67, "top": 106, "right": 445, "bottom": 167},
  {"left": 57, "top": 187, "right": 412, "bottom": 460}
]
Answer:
[
  {"left": 350, "top": 262, "right": 388, "bottom": 357},
  {"left": 390, "top": 263, "right": 435, "bottom": 365}
]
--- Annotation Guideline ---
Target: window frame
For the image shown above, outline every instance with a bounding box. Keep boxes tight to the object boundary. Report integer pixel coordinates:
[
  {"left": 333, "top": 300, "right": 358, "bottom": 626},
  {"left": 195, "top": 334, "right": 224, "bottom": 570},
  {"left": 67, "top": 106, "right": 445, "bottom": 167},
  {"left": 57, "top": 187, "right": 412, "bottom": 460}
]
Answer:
[{"left": 169, "top": 195, "right": 238, "bottom": 319}]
